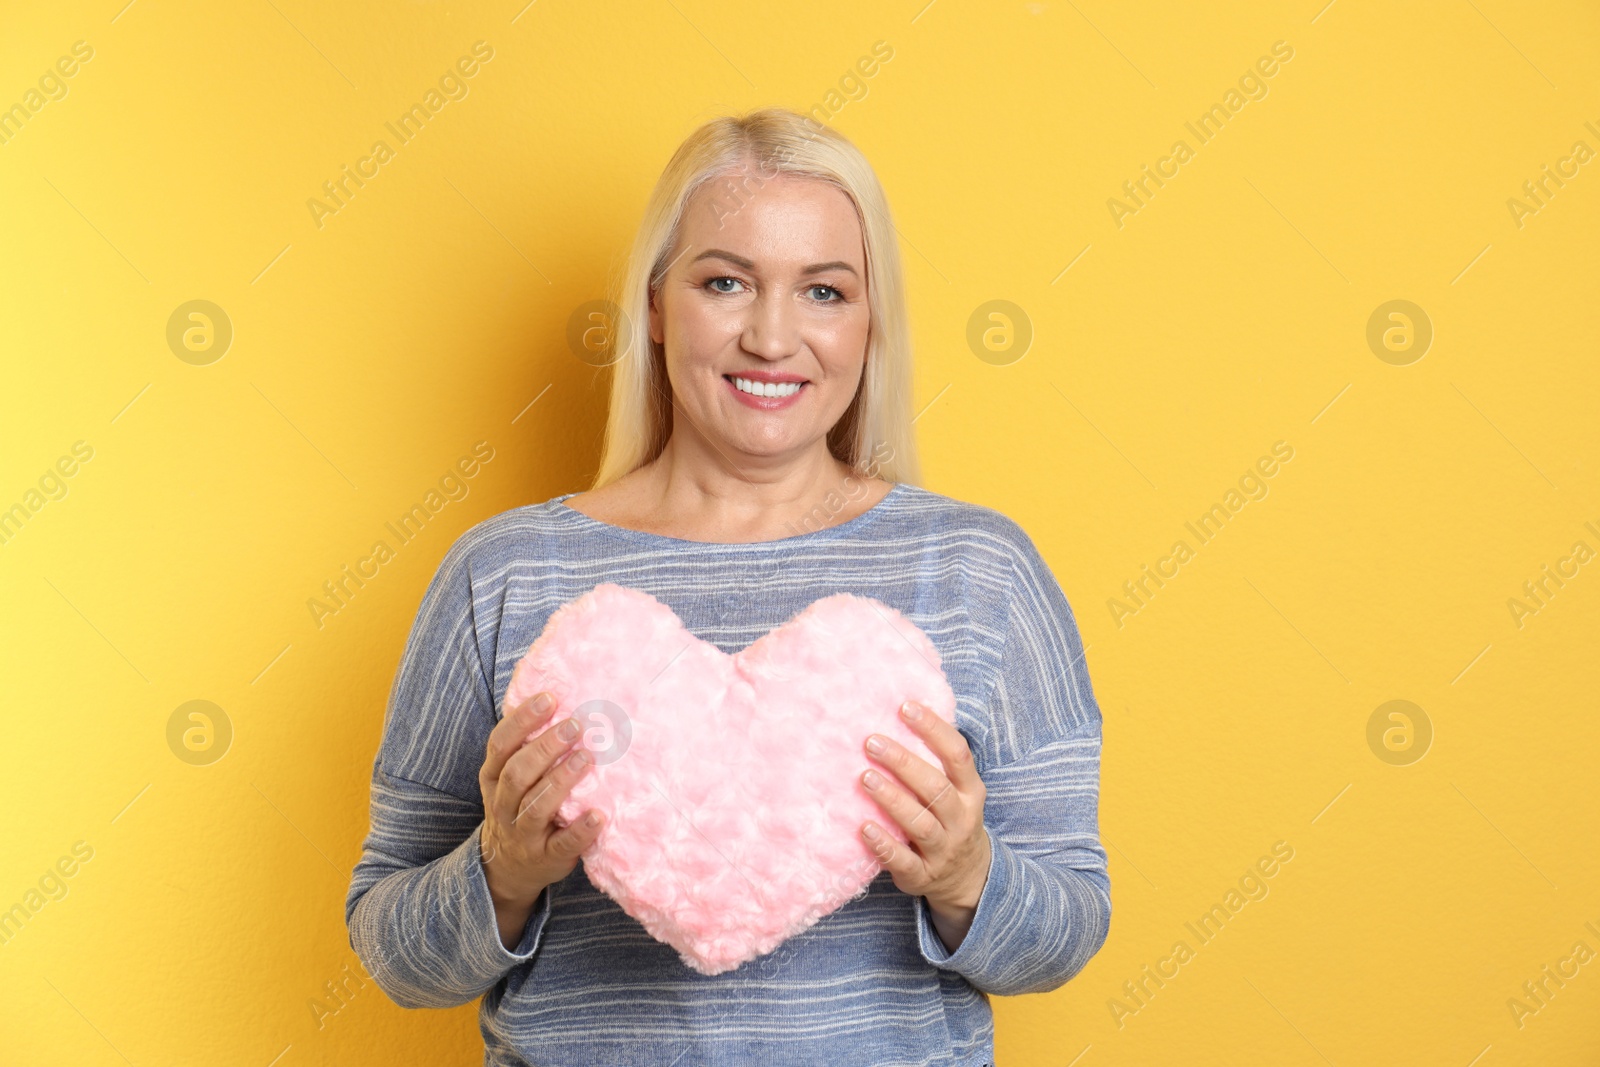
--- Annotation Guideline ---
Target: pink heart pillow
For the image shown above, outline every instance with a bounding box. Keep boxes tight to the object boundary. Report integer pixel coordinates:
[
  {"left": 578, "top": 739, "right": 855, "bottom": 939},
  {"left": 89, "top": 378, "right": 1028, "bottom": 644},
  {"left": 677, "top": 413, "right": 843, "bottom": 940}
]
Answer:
[{"left": 502, "top": 582, "right": 958, "bottom": 975}]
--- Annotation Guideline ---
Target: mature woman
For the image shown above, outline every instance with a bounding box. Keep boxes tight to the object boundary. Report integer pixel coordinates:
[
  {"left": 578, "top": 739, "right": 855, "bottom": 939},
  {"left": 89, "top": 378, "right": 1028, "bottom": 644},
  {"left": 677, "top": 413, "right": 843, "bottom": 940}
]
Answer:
[{"left": 345, "top": 107, "right": 1110, "bottom": 1067}]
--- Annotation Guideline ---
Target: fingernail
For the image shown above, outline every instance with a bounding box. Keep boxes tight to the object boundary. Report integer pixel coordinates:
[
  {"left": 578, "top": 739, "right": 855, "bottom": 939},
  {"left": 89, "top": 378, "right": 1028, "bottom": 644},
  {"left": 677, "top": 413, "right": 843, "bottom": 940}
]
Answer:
[
  {"left": 862, "top": 823, "right": 881, "bottom": 840},
  {"left": 558, "top": 719, "right": 580, "bottom": 741},
  {"left": 532, "top": 693, "right": 553, "bottom": 714},
  {"left": 585, "top": 811, "right": 601, "bottom": 827},
  {"left": 570, "top": 749, "right": 591, "bottom": 768},
  {"left": 865, "top": 736, "right": 885, "bottom": 756},
  {"left": 901, "top": 701, "right": 923, "bottom": 720},
  {"left": 862, "top": 770, "right": 882, "bottom": 789}
]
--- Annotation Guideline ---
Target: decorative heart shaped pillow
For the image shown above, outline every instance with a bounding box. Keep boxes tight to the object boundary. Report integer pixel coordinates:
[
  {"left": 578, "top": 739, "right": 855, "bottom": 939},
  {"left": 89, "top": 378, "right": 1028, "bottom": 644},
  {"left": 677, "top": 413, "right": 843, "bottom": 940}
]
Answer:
[{"left": 502, "top": 582, "right": 958, "bottom": 976}]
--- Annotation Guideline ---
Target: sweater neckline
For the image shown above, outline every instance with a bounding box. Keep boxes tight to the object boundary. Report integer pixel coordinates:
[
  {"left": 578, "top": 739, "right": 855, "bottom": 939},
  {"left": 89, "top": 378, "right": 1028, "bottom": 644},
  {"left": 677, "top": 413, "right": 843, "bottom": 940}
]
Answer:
[{"left": 548, "top": 481, "right": 908, "bottom": 548}]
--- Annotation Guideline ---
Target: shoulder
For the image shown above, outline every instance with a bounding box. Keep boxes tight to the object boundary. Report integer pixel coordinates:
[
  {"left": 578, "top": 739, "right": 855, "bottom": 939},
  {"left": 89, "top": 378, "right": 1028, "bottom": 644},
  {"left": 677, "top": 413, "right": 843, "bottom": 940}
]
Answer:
[
  {"left": 884, "top": 483, "right": 1043, "bottom": 580},
  {"left": 889, "top": 485, "right": 1085, "bottom": 643},
  {"left": 425, "top": 494, "right": 577, "bottom": 590},
  {"left": 894, "top": 488, "right": 1099, "bottom": 758}
]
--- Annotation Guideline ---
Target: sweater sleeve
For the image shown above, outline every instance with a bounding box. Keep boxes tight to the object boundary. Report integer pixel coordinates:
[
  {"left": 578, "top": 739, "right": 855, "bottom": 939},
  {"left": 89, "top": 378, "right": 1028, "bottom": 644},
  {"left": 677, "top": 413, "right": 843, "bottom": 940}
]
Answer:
[
  {"left": 345, "top": 769, "right": 554, "bottom": 1009},
  {"left": 344, "top": 535, "right": 552, "bottom": 1008},
  {"left": 912, "top": 529, "right": 1112, "bottom": 995}
]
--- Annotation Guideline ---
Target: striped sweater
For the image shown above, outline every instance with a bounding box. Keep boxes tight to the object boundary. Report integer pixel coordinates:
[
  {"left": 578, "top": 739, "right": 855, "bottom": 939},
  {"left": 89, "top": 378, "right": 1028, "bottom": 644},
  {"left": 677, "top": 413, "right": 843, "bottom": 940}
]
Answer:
[{"left": 345, "top": 480, "right": 1110, "bottom": 1066}]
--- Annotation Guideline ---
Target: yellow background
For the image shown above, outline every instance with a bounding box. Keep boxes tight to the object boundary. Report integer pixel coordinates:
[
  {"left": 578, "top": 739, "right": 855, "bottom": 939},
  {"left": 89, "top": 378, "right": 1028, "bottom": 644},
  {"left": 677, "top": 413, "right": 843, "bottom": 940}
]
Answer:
[{"left": 2, "top": 0, "right": 1597, "bottom": 1063}]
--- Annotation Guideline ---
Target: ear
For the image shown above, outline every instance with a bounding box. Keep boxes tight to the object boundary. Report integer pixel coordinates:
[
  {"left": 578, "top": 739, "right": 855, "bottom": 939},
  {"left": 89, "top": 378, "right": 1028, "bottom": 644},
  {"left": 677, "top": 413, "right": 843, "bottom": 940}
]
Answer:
[{"left": 648, "top": 286, "right": 664, "bottom": 345}]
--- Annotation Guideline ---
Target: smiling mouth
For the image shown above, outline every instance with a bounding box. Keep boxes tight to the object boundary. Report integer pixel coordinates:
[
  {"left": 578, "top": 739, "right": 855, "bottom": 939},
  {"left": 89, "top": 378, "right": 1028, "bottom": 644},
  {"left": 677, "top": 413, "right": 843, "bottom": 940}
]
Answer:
[{"left": 723, "top": 374, "right": 807, "bottom": 398}]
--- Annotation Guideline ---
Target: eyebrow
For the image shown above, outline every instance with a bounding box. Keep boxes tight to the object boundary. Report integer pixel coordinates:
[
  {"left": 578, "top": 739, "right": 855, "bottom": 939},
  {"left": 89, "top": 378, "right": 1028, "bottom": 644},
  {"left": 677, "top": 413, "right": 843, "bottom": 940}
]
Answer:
[{"left": 689, "top": 248, "right": 859, "bottom": 277}]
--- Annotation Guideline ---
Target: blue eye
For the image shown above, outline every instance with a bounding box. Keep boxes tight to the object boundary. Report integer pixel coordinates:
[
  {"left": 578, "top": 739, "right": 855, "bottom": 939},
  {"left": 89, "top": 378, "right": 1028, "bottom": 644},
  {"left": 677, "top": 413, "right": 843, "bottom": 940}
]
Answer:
[
  {"left": 809, "top": 285, "right": 842, "bottom": 302},
  {"left": 706, "top": 277, "right": 744, "bottom": 294}
]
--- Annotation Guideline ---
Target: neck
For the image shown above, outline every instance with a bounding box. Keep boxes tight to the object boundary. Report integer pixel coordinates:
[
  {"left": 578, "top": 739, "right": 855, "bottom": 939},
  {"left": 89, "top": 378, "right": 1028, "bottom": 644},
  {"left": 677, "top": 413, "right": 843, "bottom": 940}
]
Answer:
[{"left": 656, "top": 428, "right": 851, "bottom": 503}]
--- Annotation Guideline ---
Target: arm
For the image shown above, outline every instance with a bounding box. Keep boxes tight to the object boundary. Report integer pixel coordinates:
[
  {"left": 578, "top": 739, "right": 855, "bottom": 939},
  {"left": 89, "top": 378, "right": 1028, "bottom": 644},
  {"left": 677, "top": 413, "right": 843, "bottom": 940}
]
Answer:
[
  {"left": 345, "top": 768, "right": 554, "bottom": 1009},
  {"left": 913, "top": 531, "right": 1111, "bottom": 995},
  {"left": 912, "top": 729, "right": 1109, "bottom": 995},
  {"left": 343, "top": 534, "right": 550, "bottom": 1008}
]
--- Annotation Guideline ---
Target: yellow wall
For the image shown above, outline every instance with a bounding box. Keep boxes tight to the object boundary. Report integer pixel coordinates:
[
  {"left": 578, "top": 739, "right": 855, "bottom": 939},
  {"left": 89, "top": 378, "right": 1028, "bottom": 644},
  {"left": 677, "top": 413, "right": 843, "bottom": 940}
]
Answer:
[{"left": 3, "top": 1, "right": 1597, "bottom": 1063}]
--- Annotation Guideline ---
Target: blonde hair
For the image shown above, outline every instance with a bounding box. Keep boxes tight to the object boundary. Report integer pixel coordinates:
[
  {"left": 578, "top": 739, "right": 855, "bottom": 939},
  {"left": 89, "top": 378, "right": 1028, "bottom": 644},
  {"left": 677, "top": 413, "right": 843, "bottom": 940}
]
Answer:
[{"left": 589, "top": 106, "right": 921, "bottom": 489}]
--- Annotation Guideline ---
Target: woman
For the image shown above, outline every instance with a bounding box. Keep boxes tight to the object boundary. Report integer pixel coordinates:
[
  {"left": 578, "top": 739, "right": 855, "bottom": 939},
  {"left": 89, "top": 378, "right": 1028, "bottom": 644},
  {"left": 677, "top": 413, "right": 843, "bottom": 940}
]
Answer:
[{"left": 345, "top": 107, "right": 1110, "bottom": 1067}]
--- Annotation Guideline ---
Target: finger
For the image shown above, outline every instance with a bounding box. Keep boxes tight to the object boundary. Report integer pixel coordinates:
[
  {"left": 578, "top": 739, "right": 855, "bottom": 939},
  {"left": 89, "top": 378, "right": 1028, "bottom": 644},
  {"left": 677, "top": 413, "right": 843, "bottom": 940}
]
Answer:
[
  {"left": 511, "top": 745, "right": 594, "bottom": 830},
  {"left": 865, "top": 733, "right": 963, "bottom": 826},
  {"left": 898, "top": 700, "right": 983, "bottom": 793},
  {"left": 546, "top": 807, "right": 606, "bottom": 859},
  {"left": 493, "top": 713, "right": 584, "bottom": 830},
  {"left": 482, "top": 692, "right": 557, "bottom": 786},
  {"left": 861, "top": 765, "right": 950, "bottom": 853},
  {"left": 860, "top": 820, "right": 925, "bottom": 881}
]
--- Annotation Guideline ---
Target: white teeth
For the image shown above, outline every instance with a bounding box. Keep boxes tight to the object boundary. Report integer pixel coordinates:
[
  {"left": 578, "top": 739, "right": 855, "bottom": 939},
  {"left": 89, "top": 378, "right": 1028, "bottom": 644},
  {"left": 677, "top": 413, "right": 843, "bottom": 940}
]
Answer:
[{"left": 731, "top": 376, "right": 802, "bottom": 398}]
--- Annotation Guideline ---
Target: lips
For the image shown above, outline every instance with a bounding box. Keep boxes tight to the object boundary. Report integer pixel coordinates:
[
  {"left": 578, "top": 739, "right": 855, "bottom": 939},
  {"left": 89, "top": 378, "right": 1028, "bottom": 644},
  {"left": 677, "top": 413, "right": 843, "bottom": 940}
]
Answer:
[{"left": 722, "top": 371, "right": 809, "bottom": 384}]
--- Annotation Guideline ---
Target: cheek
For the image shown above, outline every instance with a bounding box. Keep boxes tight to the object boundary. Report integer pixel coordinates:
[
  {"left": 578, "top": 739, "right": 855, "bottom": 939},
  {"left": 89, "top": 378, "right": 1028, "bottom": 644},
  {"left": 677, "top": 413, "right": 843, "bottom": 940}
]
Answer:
[
  {"left": 668, "top": 294, "right": 740, "bottom": 352},
  {"left": 813, "top": 311, "right": 871, "bottom": 369}
]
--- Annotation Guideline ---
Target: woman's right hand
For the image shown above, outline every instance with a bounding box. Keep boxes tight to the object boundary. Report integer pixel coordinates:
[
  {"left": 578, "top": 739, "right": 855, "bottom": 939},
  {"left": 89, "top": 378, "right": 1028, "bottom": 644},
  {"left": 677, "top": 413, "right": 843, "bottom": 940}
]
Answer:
[{"left": 478, "top": 691, "right": 605, "bottom": 948}]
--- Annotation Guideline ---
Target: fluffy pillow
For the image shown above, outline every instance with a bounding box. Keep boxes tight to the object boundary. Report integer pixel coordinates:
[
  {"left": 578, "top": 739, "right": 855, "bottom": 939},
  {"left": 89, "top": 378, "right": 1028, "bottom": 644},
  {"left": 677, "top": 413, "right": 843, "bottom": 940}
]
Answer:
[{"left": 502, "top": 582, "right": 957, "bottom": 975}]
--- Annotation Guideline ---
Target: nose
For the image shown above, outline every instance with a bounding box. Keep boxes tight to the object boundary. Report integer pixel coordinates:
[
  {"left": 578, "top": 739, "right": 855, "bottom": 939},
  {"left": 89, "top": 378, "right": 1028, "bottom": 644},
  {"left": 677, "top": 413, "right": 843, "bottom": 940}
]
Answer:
[{"left": 740, "top": 290, "right": 801, "bottom": 361}]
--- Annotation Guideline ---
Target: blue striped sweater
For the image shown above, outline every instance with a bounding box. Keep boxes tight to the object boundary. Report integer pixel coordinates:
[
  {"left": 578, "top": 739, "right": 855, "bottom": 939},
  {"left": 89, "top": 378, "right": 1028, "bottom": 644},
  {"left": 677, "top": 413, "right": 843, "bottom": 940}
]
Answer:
[{"left": 345, "top": 481, "right": 1110, "bottom": 1066}]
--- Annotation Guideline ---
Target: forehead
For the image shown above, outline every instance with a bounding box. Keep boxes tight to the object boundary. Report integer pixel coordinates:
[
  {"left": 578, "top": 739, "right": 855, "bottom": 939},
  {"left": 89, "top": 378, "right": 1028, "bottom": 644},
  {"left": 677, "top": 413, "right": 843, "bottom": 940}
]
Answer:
[{"left": 677, "top": 170, "right": 865, "bottom": 268}]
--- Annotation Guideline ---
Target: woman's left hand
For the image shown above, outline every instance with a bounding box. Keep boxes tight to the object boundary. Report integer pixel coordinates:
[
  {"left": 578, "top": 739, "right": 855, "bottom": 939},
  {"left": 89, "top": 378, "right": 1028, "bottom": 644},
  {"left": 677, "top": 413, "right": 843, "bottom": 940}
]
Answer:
[{"left": 859, "top": 700, "right": 992, "bottom": 917}]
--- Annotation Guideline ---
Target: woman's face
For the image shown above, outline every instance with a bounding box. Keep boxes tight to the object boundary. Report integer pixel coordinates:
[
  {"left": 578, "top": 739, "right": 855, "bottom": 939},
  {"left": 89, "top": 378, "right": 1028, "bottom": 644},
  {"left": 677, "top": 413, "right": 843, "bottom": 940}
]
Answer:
[{"left": 649, "top": 170, "right": 871, "bottom": 465}]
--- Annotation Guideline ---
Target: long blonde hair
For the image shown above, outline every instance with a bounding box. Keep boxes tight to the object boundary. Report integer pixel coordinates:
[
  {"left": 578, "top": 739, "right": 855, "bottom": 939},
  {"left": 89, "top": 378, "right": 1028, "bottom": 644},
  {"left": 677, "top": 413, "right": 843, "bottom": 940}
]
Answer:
[{"left": 589, "top": 107, "right": 921, "bottom": 489}]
